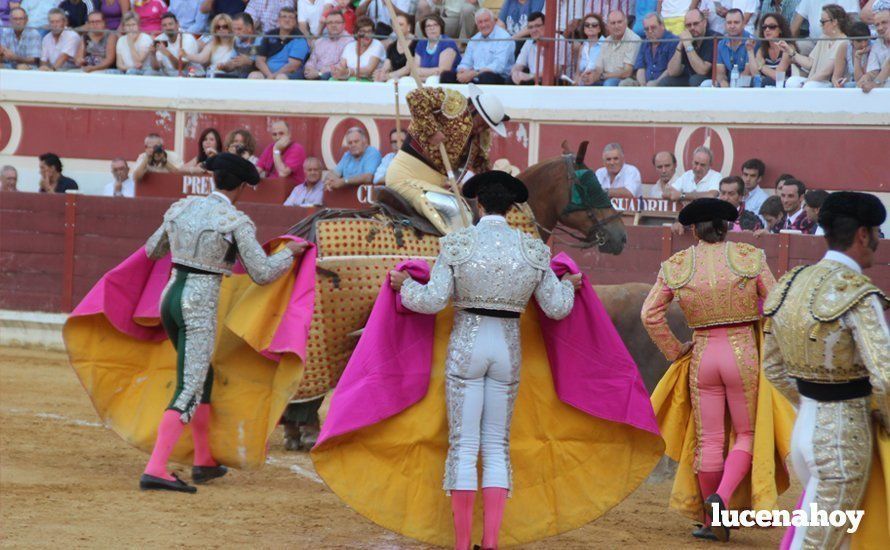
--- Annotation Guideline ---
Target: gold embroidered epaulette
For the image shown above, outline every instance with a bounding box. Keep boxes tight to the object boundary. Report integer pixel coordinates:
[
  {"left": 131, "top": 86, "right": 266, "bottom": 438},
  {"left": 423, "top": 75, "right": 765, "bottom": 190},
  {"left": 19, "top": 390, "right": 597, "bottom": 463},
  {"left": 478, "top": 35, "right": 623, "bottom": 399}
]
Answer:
[
  {"left": 763, "top": 265, "right": 807, "bottom": 316},
  {"left": 726, "top": 242, "right": 763, "bottom": 278},
  {"left": 439, "top": 226, "right": 475, "bottom": 265},
  {"left": 519, "top": 232, "right": 551, "bottom": 270},
  {"left": 661, "top": 247, "right": 695, "bottom": 289},
  {"left": 441, "top": 89, "right": 468, "bottom": 119},
  {"left": 811, "top": 265, "right": 889, "bottom": 322}
]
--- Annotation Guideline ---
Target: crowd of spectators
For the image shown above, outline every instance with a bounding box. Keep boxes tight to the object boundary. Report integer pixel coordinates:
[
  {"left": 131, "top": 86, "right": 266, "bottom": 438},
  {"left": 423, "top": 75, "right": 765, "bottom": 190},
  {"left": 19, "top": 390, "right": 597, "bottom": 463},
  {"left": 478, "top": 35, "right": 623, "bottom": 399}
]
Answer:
[{"left": 2, "top": 0, "right": 887, "bottom": 90}]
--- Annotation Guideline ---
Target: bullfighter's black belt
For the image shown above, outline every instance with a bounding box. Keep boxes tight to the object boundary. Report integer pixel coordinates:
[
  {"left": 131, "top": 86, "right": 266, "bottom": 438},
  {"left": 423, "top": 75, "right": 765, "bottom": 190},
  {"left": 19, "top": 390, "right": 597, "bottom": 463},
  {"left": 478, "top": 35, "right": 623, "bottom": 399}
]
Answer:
[{"left": 795, "top": 377, "right": 872, "bottom": 402}]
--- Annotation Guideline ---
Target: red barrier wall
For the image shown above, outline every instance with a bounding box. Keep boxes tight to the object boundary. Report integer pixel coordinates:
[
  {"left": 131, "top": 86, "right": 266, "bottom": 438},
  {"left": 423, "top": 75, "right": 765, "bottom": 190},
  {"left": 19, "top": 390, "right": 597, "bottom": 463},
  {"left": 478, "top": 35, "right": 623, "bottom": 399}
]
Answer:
[{"left": 2, "top": 193, "right": 888, "bottom": 313}]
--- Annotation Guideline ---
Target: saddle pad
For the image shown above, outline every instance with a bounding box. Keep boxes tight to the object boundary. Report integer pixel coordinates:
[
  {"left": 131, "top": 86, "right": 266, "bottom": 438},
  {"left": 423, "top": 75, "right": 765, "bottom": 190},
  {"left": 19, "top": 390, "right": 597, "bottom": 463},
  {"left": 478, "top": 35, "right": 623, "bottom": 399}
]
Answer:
[{"left": 314, "top": 218, "right": 440, "bottom": 260}]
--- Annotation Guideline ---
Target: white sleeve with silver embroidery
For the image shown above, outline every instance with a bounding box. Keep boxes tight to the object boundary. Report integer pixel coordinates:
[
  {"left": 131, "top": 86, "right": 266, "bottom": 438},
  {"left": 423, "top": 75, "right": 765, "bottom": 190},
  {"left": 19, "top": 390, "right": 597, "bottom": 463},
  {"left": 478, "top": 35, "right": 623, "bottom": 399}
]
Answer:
[
  {"left": 400, "top": 259, "right": 454, "bottom": 314},
  {"left": 232, "top": 223, "right": 294, "bottom": 285},
  {"left": 848, "top": 295, "right": 890, "bottom": 426},
  {"left": 145, "top": 224, "right": 170, "bottom": 259},
  {"left": 534, "top": 269, "right": 575, "bottom": 320}
]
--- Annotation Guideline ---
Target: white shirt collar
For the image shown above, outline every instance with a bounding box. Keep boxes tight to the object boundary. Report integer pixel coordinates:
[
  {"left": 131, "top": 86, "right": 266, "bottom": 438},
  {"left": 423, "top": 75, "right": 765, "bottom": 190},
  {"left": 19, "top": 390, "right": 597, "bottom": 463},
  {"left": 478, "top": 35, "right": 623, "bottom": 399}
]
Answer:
[
  {"left": 823, "top": 250, "right": 862, "bottom": 273},
  {"left": 211, "top": 190, "right": 232, "bottom": 205},
  {"left": 480, "top": 214, "right": 507, "bottom": 223},
  {"left": 787, "top": 207, "right": 804, "bottom": 223}
]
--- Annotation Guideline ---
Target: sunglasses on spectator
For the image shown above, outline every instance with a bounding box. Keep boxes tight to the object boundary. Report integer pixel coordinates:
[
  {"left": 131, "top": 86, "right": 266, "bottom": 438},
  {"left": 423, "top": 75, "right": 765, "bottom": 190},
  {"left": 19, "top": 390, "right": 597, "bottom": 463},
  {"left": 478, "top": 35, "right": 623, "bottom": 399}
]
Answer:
[
  {"left": 215, "top": 25, "right": 230, "bottom": 30},
  {"left": 761, "top": 23, "right": 779, "bottom": 30},
  {"left": 584, "top": 22, "right": 600, "bottom": 28},
  {"left": 819, "top": 18, "right": 834, "bottom": 24}
]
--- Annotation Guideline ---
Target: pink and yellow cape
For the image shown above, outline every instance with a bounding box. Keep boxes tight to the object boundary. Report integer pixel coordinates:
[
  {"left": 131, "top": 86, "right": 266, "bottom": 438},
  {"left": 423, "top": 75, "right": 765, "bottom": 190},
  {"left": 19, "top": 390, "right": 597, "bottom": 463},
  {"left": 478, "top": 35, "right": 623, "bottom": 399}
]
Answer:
[
  {"left": 311, "top": 253, "right": 665, "bottom": 547},
  {"left": 63, "top": 237, "right": 315, "bottom": 469}
]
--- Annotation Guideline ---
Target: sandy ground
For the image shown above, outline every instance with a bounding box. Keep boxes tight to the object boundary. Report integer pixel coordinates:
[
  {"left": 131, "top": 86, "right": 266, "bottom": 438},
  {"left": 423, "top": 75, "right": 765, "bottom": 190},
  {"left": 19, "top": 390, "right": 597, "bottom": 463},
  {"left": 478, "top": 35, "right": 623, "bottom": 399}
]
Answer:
[{"left": 0, "top": 347, "right": 796, "bottom": 549}]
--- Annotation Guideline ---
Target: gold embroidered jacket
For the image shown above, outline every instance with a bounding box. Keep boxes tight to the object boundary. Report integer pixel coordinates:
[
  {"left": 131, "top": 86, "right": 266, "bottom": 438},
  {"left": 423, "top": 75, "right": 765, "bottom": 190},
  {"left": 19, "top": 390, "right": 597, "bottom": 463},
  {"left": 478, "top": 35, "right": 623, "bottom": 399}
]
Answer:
[
  {"left": 641, "top": 241, "right": 776, "bottom": 360},
  {"left": 406, "top": 87, "right": 491, "bottom": 177},
  {"left": 762, "top": 258, "right": 890, "bottom": 422}
]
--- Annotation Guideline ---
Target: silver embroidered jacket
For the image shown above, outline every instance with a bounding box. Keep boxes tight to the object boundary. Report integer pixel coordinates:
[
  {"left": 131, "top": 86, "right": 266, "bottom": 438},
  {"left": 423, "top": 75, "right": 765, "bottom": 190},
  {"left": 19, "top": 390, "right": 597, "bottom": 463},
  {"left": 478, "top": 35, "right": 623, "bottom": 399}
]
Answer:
[
  {"left": 401, "top": 216, "right": 575, "bottom": 319},
  {"left": 144, "top": 193, "right": 294, "bottom": 284}
]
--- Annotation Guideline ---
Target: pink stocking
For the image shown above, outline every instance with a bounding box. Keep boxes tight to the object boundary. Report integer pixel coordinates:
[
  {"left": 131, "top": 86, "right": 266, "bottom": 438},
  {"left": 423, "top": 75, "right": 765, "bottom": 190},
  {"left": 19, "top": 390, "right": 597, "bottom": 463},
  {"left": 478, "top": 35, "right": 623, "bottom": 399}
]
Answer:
[
  {"left": 717, "top": 450, "right": 753, "bottom": 505},
  {"left": 144, "top": 409, "right": 185, "bottom": 480},
  {"left": 697, "top": 471, "right": 722, "bottom": 525},
  {"left": 481, "top": 487, "right": 508, "bottom": 549},
  {"left": 191, "top": 404, "right": 217, "bottom": 467},
  {"left": 451, "top": 490, "right": 475, "bottom": 550}
]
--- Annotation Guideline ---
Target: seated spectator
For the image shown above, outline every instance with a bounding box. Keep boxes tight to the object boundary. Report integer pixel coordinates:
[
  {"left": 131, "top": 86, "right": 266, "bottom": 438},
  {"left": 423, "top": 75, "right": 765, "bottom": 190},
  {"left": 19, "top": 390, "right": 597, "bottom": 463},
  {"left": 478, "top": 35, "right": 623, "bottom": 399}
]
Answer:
[
  {"left": 304, "top": 10, "right": 353, "bottom": 80},
  {"left": 784, "top": 4, "right": 849, "bottom": 88},
  {"left": 215, "top": 12, "right": 259, "bottom": 78},
  {"left": 712, "top": 9, "right": 757, "bottom": 87},
  {"left": 332, "top": 16, "right": 385, "bottom": 81},
  {"left": 284, "top": 157, "right": 326, "bottom": 206},
  {"left": 755, "top": 194, "right": 786, "bottom": 235},
  {"left": 104, "top": 158, "right": 136, "bottom": 197},
  {"left": 441, "top": 9, "right": 514, "bottom": 84},
  {"left": 633, "top": 0, "right": 657, "bottom": 35},
  {"left": 414, "top": 13, "right": 461, "bottom": 82},
  {"left": 38, "top": 153, "right": 78, "bottom": 193},
  {"left": 115, "top": 12, "right": 154, "bottom": 74},
  {"left": 833, "top": 22, "right": 873, "bottom": 87},
  {"left": 248, "top": 0, "right": 296, "bottom": 34},
  {"left": 74, "top": 11, "right": 118, "bottom": 73},
  {"left": 0, "top": 8, "right": 41, "bottom": 70},
  {"left": 661, "top": 9, "right": 717, "bottom": 87},
  {"left": 18, "top": 0, "right": 55, "bottom": 32},
  {"left": 668, "top": 146, "right": 722, "bottom": 201},
  {"left": 96, "top": 0, "right": 128, "bottom": 31},
  {"left": 626, "top": 12, "right": 678, "bottom": 86},
  {"left": 863, "top": 0, "right": 890, "bottom": 23},
  {"left": 151, "top": 12, "right": 201, "bottom": 76},
  {"left": 585, "top": 10, "right": 640, "bottom": 86},
  {"left": 498, "top": 0, "right": 544, "bottom": 55},
  {"left": 1, "top": 165, "right": 18, "bottom": 192},
  {"left": 295, "top": 0, "right": 336, "bottom": 37},
  {"left": 414, "top": 0, "right": 478, "bottom": 41},
  {"left": 791, "top": 0, "right": 859, "bottom": 42},
  {"left": 717, "top": 0, "right": 759, "bottom": 35},
  {"left": 225, "top": 128, "right": 259, "bottom": 164},
  {"left": 188, "top": 13, "right": 236, "bottom": 75},
  {"left": 134, "top": 0, "right": 168, "bottom": 34},
  {"left": 860, "top": 8, "right": 890, "bottom": 93},
  {"left": 356, "top": 0, "right": 416, "bottom": 37},
  {"left": 249, "top": 7, "right": 310, "bottom": 80},
  {"left": 779, "top": 178, "right": 816, "bottom": 233},
  {"left": 719, "top": 176, "right": 763, "bottom": 231},
  {"left": 374, "top": 13, "right": 417, "bottom": 82},
  {"left": 39, "top": 9, "right": 79, "bottom": 71},
  {"left": 182, "top": 128, "right": 222, "bottom": 173},
  {"left": 752, "top": 12, "right": 794, "bottom": 87},
  {"left": 649, "top": 151, "right": 677, "bottom": 198},
  {"left": 574, "top": 13, "right": 605, "bottom": 86},
  {"left": 511, "top": 11, "right": 547, "bottom": 84},
  {"left": 757, "top": 0, "right": 800, "bottom": 35},
  {"left": 200, "top": 0, "right": 246, "bottom": 19},
  {"left": 804, "top": 189, "right": 829, "bottom": 235},
  {"left": 325, "top": 126, "right": 382, "bottom": 189},
  {"left": 739, "top": 158, "right": 768, "bottom": 222},
  {"left": 323, "top": 0, "right": 357, "bottom": 34},
  {"left": 59, "top": 0, "right": 95, "bottom": 30},
  {"left": 594, "top": 143, "right": 643, "bottom": 199},
  {"left": 133, "top": 133, "right": 181, "bottom": 182},
  {"left": 374, "top": 128, "right": 405, "bottom": 184},
  {"left": 257, "top": 120, "right": 307, "bottom": 183},
  {"left": 170, "top": 0, "right": 208, "bottom": 34}
]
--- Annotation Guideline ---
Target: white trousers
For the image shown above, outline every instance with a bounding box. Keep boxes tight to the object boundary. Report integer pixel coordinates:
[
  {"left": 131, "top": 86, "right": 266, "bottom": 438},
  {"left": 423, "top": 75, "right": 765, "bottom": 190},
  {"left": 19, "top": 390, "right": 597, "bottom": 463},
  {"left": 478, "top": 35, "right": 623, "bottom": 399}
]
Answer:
[
  {"left": 789, "top": 396, "right": 872, "bottom": 550},
  {"left": 443, "top": 313, "right": 521, "bottom": 492}
]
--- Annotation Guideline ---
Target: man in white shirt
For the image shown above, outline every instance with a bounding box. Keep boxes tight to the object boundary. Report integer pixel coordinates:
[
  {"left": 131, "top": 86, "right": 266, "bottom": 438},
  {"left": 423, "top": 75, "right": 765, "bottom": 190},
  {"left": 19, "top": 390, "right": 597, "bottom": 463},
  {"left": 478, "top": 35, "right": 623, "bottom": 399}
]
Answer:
[
  {"left": 792, "top": 0, "right": 860, "bottom": 39},
  {"left": 284, "top": 157, "right": 326, "bottom": 207},
  {"left": 104, "top": 158, "right": 136, "bottom": 197},
  {"left": 39, "top": 9, "right": 79, "bottom": 71},
  {"left": 511, "top": 11, "right": 546, "bottom": 84},
  {"left": 648, "top": 150, "right": 677, "bottom": 198},
  {"left": 668, "top": 146, "right": 722, "bottom": 200},
  {"left": 740, "top": 157, "right": 768, "bottom": 223},
  {"left": 594, "top": 142, "right": 643, "bottom": 199},
  {"left": 860, "top": 9, "right": 890, "bottom": 92},
  {"left": 297, "top": 0, "right": 338, "bottom": 37},
  {"left": 150, "top": 12, "right": 200, "bottom": 76}
]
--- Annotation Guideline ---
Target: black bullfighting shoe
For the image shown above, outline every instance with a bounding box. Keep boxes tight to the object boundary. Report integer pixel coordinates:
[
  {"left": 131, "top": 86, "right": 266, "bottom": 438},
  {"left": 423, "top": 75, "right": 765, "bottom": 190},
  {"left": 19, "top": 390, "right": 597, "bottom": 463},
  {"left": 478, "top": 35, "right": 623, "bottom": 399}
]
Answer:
[
  {"left": 192, "top": 465, "right": 228, "bottom": 484},
  {"left": 692, "top": 524, "right": 718, "bottom": 541},
  {"left": 703, "top": 494, "right": 730, "bottom": 542},
  {"left": 139, "top": 473, "right": 197, "bottom": 493}
]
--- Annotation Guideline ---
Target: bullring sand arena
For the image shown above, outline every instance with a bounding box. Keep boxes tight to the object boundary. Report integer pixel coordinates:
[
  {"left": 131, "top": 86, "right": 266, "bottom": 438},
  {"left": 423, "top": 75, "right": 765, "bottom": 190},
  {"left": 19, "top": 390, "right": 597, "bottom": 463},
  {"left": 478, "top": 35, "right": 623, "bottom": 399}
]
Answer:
[{"left": 1, "top": 346, "right": 797, "bottom": 548}]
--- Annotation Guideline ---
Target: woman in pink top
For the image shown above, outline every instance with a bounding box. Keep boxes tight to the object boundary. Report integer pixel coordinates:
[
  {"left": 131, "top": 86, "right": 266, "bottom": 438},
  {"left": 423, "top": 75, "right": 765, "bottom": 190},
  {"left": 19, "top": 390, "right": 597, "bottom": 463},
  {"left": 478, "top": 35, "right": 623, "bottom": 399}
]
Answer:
[{"left": 133, "top": 0, "right": 167, "bottom": 34}]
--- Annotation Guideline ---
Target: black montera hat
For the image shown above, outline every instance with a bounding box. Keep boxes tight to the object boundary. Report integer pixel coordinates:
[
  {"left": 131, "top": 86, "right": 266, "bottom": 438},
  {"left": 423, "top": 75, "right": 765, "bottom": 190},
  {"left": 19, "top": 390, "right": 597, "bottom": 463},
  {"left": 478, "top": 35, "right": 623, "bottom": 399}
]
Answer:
[
  {"left": 678, "top": 198, "right": 739, "bottom": 226},
  {"left": 203, "top": 153, "right": 261, "bottom": 186},
  {"left": 461, "top": 170, "right": 529, "bottom": 203},
  {"left": 819, "top": 191, "right": 886, "bottom": 230}
]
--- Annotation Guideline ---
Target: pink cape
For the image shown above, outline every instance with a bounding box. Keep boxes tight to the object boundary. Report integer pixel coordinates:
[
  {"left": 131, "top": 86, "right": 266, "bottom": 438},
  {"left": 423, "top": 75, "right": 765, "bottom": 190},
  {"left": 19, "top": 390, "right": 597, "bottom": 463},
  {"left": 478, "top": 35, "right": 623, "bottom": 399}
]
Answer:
[
  {"left": 317, "top": 252, "right": 659, "bottom": 447},
  {"left": 69, "top": 236, "right": 316, "bottom": 361}
]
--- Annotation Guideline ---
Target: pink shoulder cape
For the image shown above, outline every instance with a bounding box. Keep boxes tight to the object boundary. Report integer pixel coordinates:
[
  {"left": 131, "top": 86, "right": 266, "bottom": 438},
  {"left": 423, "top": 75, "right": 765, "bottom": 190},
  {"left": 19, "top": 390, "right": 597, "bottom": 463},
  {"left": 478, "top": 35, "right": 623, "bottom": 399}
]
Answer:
[{"left": 317, "top": 252, "right": 659, "bottom": 446}]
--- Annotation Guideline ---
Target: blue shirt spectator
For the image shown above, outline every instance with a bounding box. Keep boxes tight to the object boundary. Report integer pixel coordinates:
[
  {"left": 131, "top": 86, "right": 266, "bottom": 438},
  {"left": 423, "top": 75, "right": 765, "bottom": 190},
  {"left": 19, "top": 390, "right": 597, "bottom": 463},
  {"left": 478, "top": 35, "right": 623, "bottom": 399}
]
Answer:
[
  {"left": 635, "top": 30, "right": 679, "bottom": 82},
  {"left": 337, "top": 145, "right": 382, "bottom": 180},
  {"left": 718, "top": 31, "right": 757, "bottom": 76},
  {"left": 416, "top": 37, "right": 461, "bottom": 71},
  {"left": 170, "top": 0, "right": 208, "bottom": 34},
  {"left": 498, "top": 0, "right": 545, "bottom": 36},
  {"left": 259, "top": 29, "right": 309, "bottom": 74},
  {"left": 458, "top": 24, "right": 515, "bottom": 79},
  {"left": 633, "top": 0, "right": 658, "bottom": 36}
]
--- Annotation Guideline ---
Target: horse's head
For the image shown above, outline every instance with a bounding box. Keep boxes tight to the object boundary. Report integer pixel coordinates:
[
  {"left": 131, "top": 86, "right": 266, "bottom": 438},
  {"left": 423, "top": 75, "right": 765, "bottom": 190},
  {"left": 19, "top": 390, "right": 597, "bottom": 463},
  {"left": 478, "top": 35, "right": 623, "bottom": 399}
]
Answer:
[{"left": 520, "top": 151, "right": 627, "bottom": 255}]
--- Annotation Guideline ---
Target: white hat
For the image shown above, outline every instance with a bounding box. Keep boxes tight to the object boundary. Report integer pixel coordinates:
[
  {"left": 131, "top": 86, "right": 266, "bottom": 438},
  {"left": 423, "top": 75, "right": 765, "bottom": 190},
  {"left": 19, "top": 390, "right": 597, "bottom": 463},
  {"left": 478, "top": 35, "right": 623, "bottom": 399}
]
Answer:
[{"left": 468, "top": 83, "right": 509, "bottom": 138}]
